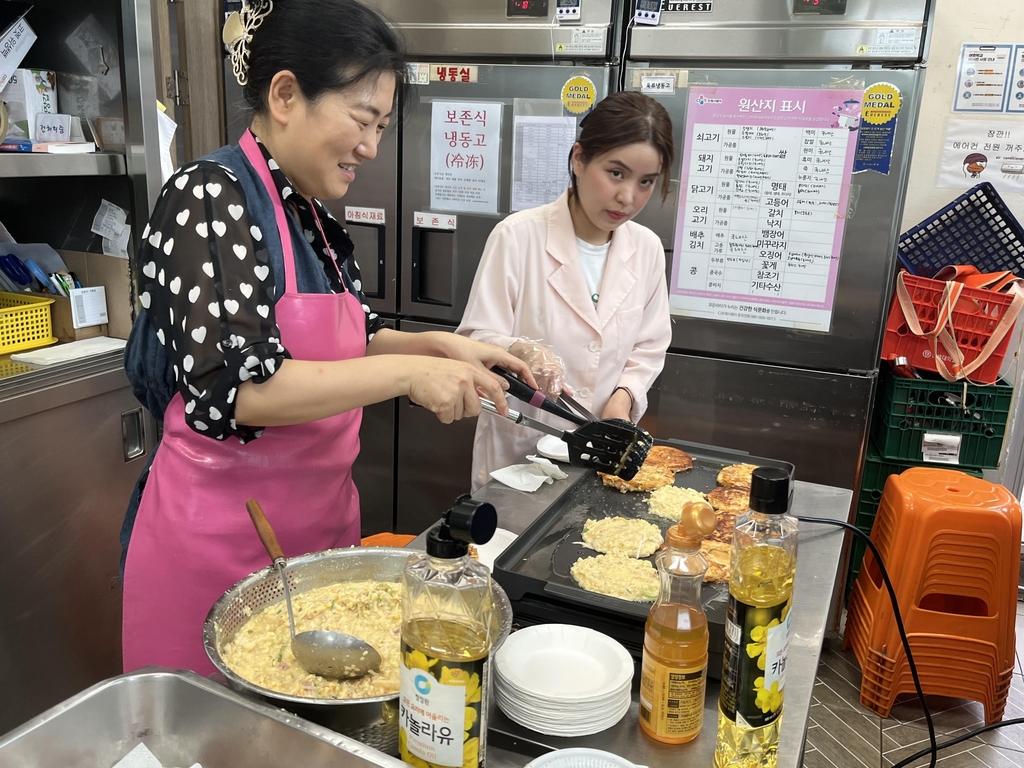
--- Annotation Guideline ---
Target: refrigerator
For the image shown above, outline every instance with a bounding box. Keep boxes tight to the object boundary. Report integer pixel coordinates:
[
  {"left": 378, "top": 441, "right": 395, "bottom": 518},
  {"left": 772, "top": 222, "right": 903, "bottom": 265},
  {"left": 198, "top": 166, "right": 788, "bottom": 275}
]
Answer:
[
  {"left": 356, "top": 0, "right": 622, "bottom": 533},
  {"left": 621, "top": 0, "right": 931, "bottom": 492}
]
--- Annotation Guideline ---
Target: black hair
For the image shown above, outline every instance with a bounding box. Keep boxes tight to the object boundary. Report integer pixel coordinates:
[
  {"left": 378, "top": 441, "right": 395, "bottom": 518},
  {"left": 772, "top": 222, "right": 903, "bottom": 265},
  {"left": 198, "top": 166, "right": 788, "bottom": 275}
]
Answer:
[
  {"left": 244, "top": 0, "right": 410, "bottom": 119},
  {"left": 569, "top": 91, "right": 675, "bottom": 201}
]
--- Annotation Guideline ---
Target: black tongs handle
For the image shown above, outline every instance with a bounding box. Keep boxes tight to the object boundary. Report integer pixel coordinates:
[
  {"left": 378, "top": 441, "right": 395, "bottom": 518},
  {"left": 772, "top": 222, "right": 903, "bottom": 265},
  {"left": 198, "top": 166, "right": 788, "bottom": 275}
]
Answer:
[{"left": 491, "top": 366, "right": 585, "bottom": 426}]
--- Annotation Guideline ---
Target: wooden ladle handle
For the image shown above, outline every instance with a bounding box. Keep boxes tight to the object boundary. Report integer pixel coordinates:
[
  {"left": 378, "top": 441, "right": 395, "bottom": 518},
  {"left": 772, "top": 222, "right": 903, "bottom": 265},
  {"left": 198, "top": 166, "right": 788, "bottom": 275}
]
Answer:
[{"left": 246, "top": 498, "right": 285, "bottom": 562}]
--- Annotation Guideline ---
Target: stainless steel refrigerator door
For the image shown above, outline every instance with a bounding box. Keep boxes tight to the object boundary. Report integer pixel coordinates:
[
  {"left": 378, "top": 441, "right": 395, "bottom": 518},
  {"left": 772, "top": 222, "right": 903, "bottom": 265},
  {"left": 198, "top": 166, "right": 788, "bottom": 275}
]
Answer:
[
  {"left": 629, "top": 0, "right": 929, "bottom": 63},
  {"left": 649, "top": 353, "right": 874, "bottom": 491},
  {"left": 361, "top": 0, "right": 617, "bottom": 58},
  {"left": 394, "top": 320, "right": 479, "bottom": 534},
  {"left": 222, "top": 64, "right": 399, "bottom": 316},
  {"left": 353, "top": 319, "right": 398, "bottom": 536},
  {"left": 626, "top": 67, "right": 924, "bottom": 373},
  {"left": 401, "top": 64, "right": 610, "bottom": 324}
]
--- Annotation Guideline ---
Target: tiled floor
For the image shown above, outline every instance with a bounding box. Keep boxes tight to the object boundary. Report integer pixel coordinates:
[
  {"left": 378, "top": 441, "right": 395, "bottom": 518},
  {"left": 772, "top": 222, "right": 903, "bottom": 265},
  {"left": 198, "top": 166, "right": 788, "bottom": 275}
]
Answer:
[{"left": 801, "top": 603, "right": 1024, "bottom": 768}]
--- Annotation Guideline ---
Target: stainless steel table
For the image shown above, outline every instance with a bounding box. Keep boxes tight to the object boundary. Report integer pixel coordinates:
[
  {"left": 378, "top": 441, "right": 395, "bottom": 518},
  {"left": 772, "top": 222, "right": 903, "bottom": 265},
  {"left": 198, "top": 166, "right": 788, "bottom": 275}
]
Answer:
[{"left": 414, "top": 468, "right": 853, "bottom": 768}]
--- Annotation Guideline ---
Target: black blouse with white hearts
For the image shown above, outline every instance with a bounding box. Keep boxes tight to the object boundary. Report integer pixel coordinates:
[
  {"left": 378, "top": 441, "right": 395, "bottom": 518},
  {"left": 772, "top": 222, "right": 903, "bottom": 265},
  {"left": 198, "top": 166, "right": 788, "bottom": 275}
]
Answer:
[{"left": 138, "top": 135, "right": 385, "bottom": 443}]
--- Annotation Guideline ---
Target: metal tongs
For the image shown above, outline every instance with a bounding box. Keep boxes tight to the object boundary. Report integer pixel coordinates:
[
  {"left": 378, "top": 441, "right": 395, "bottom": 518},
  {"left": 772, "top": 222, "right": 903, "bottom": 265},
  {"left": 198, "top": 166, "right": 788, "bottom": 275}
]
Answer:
[{"left": 482, "top": 367, "right": 653, "bottom": 480}]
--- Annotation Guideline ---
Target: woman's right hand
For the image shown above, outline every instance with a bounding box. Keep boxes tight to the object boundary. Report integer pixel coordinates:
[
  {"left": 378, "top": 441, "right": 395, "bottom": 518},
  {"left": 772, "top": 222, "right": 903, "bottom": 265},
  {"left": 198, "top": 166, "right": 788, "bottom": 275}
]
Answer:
[
  {"left": 508, "top": 341, "right": 566, "bottom": 400},
  {"left": 405, "top": 357, "right": 511, "bottom": 424}
]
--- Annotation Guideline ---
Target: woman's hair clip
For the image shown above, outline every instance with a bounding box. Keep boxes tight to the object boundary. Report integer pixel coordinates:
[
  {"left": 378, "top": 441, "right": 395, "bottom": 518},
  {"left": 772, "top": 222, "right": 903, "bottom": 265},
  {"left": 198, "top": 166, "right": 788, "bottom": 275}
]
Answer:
[{"left": 223, "top": 0, "right": 274, "bottom": 87}]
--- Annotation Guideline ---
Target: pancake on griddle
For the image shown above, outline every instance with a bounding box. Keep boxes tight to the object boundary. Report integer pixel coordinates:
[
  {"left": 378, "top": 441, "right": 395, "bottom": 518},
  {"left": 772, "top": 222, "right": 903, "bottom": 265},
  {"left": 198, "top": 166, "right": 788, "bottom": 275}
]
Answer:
[
  {"left": 599, "top": 445, "right": 694, "bottom": 493},
  {"left": 570, "top": 554, "right": 660, "bottom": 602},
  {"left": 582, "top": 516, "right": 663, "bottom": 558},
  {"left": 701, "top": 540, "right": 732, "bottom": 583},
  {"left": 716, "top": 463, "right": 758, "bottom": 490},
  {"left": 646, "top": 485, "right": 708, "bottom": 521},
  {"left": 708, "top": 486, "right": 750, "bottom": 514}
]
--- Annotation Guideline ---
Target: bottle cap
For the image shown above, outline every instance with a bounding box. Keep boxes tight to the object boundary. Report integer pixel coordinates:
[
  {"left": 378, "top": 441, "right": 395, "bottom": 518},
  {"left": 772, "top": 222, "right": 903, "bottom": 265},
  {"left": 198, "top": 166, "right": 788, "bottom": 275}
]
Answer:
[
  {"left": 666, "top": 500, "right": 717, "bottom": 549},
  {"left": 749, "top": 467, "right": 792, "bottom": 515},
  {"left": 426, "top": 495, "right": 498, "bottom": 558}
]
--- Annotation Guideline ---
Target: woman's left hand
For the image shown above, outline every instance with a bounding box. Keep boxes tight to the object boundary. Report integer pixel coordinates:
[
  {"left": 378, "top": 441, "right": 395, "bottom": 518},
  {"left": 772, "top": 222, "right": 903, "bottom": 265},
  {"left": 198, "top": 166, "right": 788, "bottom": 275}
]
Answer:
[
  {"left": 432, "top": 333, "right": 540, "bottom": 390},
  {"left": 601, "top": 388, "right": 634, "bottom": 422}
]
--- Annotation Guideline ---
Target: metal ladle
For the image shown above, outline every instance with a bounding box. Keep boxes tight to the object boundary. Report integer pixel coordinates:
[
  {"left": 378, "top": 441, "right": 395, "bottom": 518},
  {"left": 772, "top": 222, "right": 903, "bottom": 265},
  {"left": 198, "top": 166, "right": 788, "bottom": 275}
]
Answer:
[{"left": 245, "top": 498, "right": 382, "bottom": 680}]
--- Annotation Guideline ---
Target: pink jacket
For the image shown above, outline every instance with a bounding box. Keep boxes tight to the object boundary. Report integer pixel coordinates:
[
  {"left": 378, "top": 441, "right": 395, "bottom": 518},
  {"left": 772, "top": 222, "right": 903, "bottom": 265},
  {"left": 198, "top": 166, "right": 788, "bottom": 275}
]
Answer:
[{"left": 457, "top": 191, "right": 672, "bottom": 490}]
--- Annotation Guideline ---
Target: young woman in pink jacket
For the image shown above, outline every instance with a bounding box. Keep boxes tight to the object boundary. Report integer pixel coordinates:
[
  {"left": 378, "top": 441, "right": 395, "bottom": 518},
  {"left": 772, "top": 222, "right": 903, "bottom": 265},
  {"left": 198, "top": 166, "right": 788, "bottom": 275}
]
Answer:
[{"left": 458, "top": 92, "right": 675, "bottom": 491}]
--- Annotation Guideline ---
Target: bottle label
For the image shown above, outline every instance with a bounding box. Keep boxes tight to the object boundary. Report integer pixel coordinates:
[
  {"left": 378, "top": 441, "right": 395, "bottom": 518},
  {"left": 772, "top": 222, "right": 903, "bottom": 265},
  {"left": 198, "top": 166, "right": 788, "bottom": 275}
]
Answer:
[
  {"left": 639, "top": 651, "right": 706, "bottom": 739},
  {"left": 719, "top": 596, "right": 791, "bottom": 729},
  {"left": 399, "top": 642, "right": 487, "bottom": 768}
]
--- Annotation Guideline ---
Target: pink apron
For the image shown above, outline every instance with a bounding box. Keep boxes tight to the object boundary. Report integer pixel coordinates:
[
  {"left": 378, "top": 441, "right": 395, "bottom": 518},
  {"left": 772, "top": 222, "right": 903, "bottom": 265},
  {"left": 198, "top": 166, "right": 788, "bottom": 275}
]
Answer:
[{"left": 122, "top": 131, "right": 366, "bottom": 674}]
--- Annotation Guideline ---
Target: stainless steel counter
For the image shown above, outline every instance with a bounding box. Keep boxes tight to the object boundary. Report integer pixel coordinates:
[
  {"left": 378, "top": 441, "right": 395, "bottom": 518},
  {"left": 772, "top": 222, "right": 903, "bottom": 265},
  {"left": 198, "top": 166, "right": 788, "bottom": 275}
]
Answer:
[{"left": 416, "top": 468, "right": 853, "bottom": 768}]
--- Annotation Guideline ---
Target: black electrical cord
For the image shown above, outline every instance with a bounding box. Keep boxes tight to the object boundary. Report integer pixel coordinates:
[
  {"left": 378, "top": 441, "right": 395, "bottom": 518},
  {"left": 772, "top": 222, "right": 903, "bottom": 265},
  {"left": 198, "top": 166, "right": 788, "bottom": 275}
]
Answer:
[{"left": 796, "top": 515, "right": 1024, "bottom": 768}]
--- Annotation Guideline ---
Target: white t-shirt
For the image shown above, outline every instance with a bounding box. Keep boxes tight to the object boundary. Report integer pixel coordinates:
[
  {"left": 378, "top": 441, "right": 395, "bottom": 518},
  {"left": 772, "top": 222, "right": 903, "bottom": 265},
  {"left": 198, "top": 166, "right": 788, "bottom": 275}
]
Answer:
[{"left": 576, "top": 237, "right": 611, "bottom": 304}]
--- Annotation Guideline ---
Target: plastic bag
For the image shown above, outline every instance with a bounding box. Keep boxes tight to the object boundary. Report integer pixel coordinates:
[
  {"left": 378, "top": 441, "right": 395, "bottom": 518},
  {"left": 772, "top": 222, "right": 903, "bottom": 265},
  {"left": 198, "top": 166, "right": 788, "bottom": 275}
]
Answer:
[{"left": 508, "top": 340, "right": 566, "bottom": 399}]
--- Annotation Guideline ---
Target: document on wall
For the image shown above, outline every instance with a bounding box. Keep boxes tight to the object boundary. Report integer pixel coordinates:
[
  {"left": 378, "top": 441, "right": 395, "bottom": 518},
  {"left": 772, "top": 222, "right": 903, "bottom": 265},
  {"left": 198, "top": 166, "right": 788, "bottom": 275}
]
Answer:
[
  {"left": 429, "top": 101, "right": 503, "bottom": 214},
  {"left": 938, "top": 120, "right": 1024, "bottom": 193},
  {"left": 510, "top": 115, "right": 577, "bottom": 212},
  {"left": 670, "top": 87, "right": 861, "bottom": 332},
  {"left": 952, "top": 43, "right": 1013, "bottom": 113}
]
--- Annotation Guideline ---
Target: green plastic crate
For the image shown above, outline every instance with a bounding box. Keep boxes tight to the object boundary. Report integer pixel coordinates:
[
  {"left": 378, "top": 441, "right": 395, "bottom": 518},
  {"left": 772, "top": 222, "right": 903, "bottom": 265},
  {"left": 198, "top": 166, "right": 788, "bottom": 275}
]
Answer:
[
  {"left": 871, "top": 367, "right": 1012, "bottom": 469},
  {"left": 844, "top": 445, "right": 984, "bottom": 601}
]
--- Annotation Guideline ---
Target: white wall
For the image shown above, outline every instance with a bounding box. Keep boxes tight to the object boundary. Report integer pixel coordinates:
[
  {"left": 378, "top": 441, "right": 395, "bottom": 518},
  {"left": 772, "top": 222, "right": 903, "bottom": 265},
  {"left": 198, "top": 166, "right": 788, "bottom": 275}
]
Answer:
[
  {"left": 900, "top": 0, "right": 1024, "bottom": 499},
  {"left": 901, "top": 0, "right": 1024, "bottom": 230}
]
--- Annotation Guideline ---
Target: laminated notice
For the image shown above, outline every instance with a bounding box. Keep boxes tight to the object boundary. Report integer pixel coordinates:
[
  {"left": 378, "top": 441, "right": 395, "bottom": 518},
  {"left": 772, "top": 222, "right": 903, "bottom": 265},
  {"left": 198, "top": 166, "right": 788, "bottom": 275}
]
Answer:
[{"left": 922, "top": 432, "right": 962, "bottom": 465}]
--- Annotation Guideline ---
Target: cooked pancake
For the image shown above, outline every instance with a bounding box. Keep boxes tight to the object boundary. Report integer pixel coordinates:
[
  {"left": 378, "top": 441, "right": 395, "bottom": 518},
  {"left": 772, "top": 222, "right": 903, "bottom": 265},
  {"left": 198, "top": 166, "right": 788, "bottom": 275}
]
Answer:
[
  {"left": 600, "top": 464, "right": 676, "bottom": 493},
  {"left": 701, "top": 540, "right": 732, "bottom": 583},
  {"left": 709, "top": 510, "right": 737, "bottom": 545},
  {"left": 570, "top": 554, "right": 660, "bottom": 602},
  {"left": 582, "top": 517, "right": 663, "bottom": 558},
  {"left": 599, "top": 446, "right": 693, "bottom": 493},
  {"left": 708, "top": 486, "right": 750, "bottom": 514},
  {"left": 645, "top": 445, "right": 694, "bottom": 472},
  {"left": 717, "top": 463, "right": 758, "bottom": 490},
  {"left": 646, "top": 485, "right": 708, "bottom": 521}
]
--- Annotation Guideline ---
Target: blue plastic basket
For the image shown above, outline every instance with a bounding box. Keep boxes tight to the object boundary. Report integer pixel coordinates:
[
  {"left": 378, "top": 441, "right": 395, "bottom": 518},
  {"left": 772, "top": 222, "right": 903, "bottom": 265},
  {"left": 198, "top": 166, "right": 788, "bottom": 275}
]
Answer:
[{"left": 897, "top": 182, "right": 1024, "bottom": 278}]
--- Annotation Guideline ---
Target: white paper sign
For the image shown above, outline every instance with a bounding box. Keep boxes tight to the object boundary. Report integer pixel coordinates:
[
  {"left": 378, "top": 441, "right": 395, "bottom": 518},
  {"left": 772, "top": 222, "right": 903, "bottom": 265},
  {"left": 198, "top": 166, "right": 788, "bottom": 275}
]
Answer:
[
  {"left": 938, "top": 120, "right": 1024, "bottom": 193},
  {"left": 922, "top": 432, "right": 962, "bottom": 465},
  {"left": 35, "top": 113, "right": 72, "bottom": 142},
  {"left": 430, "top": 101, "right": 502, "bottom": 214},
  {"left": 1008, "top": 46, "right": 1024, "bottom": 114},
  {"left": 510, "top": 116, "right": 576, "bottom": 212},
  {"left": 413, "top": 212, "right": 457, "bottom": 230},
  {"left": 102, "top": 224, "right": 131, "bottom": 259},
  {"left": 857, "top": 28, "right": 921, "bottom": 58},
  {"left": 70, "top": 286, "right": 108, "bottom": 329},
  {"left": 641, "top": 75, "right": 676, "bottom": 96},
  {"left": 0, "top": 20, "right": 36, "bottom": 90},
  {"left": 345, "top": 206, "right": 386, "bottom": 225},
  {"left": 91, "top": 199, "right": 128, "bottom": 240},
  {"left": 953, "top": 43, "right": 1013, "bottom": 113},
  {"left": 157, "top": 107, "right": 177, "bottom": 184}
]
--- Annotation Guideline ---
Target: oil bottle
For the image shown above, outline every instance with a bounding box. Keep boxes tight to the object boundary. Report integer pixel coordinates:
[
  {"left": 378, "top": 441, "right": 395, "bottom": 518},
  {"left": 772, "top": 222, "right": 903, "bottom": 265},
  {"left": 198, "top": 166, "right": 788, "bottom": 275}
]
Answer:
[
  {"left": 640, "top": 500, "right": 717, "bottom": 744},
  {"left": 714, "top": 467, "right": 798, "bottom": 768},
  {"left": 399, "top": 496, "right": 497, "bottom": 768}
]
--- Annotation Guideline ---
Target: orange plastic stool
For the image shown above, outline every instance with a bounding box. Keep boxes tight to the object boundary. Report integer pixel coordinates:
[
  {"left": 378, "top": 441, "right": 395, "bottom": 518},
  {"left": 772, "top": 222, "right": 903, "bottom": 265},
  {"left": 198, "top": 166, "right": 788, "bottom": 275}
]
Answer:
[{"left": 844, "top": 467, "right": 1020, "bottom": 723}]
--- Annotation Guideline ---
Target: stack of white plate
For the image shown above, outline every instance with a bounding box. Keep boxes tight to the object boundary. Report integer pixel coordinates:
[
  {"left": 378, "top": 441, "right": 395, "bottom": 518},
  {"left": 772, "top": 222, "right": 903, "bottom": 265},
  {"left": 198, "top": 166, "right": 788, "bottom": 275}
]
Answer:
[{"left": 493, "top": 625, "right": 634, "bottom": 737}]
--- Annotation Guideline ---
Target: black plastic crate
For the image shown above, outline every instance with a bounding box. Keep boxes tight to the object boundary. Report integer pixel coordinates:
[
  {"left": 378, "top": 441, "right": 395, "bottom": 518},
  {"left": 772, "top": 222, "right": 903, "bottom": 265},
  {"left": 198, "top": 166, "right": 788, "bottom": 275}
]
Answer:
[
  {"left": 871, "top": 368, "right": 1012, "bottom": 469},
  {"left": 897, "top": 182, "right": 1024, "bottom": 278}
]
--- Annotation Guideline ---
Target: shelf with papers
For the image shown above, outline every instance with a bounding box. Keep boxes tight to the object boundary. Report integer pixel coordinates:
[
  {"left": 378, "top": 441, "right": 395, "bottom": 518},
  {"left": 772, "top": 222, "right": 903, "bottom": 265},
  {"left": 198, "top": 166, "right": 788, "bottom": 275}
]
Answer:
[{"left": 0, "top": 151, "right": 126, "bottom": 178}]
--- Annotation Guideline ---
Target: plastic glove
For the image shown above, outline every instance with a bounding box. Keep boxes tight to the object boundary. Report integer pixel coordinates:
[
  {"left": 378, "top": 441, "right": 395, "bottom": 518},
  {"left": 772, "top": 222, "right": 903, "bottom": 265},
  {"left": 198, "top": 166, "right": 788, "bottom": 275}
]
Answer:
[{"left": 508, "top": 340, "right": 566, "bottom": 400}]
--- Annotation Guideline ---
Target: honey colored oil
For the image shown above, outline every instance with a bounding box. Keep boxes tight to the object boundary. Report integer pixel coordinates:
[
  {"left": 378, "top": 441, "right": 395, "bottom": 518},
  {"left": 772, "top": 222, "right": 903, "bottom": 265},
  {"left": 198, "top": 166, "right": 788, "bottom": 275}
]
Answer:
[
  {"left": 714, "top": 544, "right": 795, "bottom": 768},
  {"left": 401, "top": 617, "right": 489, "bottom": 663},
  {"left": 640, "top": 603, "right": 709, "bottom": 744}
]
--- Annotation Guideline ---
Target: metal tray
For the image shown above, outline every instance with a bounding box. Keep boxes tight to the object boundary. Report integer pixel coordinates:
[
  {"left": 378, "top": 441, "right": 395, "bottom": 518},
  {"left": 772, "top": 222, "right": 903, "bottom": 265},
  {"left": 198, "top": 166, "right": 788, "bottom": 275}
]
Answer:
[
  {"left": 0, "top": 668, "right": 404, "bottom": 768},
  {"left": 492, "top": 439, "right": 795, "bottom": 677}
]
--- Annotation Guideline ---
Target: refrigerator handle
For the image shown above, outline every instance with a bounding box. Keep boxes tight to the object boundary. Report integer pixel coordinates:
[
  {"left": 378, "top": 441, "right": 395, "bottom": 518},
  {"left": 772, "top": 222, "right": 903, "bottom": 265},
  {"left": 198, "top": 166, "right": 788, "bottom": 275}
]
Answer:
[
  {"left": 410, "top": 225, "right": 455, "bottom": 307},
  {"left": 345, "top": 221, "right": 388, "bottom": 302}
]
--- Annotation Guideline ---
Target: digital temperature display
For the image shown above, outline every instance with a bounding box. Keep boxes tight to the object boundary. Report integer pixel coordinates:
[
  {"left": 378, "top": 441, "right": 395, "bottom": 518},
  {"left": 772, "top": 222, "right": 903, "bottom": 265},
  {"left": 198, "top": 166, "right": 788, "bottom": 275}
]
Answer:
[
  {"left": 793, "top": 0, "right": 848, "bottom": 14},
  {"left": 507, "top": 0, "right": 549, "bottom": 17}
]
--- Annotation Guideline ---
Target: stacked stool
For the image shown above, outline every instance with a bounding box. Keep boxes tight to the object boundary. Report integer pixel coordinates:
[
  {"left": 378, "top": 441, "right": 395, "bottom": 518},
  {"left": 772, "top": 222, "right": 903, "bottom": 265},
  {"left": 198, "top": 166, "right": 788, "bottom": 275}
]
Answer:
[{"left": 844, "top": 467, "right": 1020, "bottom": 723}]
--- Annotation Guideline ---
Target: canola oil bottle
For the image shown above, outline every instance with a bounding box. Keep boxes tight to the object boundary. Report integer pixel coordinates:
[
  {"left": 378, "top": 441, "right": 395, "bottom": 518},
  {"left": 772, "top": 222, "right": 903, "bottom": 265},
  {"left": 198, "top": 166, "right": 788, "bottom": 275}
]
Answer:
[
  {"left": 714, "top": 467, "right": 797, "bottom": 768},
  {"left": 640, "top": 500, "right": 717, "bottom": 744},
  {"left": 399, "top": 496, "right": 497, "bottom": 768}
]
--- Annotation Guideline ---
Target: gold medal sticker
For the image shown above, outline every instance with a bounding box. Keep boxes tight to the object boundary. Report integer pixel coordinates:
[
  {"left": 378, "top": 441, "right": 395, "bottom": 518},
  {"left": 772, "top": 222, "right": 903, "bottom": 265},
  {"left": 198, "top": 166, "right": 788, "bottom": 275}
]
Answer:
[
  {"left": 562, "top": 75, "right": 596, "bottom": 116},
  {"left": 862, "top": 82, "right": 901, "bottom": 126}
]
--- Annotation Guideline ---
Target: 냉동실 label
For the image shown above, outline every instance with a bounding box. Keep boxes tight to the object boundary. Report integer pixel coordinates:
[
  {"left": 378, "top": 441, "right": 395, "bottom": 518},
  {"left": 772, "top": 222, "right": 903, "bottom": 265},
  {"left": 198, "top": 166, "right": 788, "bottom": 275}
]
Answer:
[{"left": 669, "top": 87, "right": 861, "bottom": 332}]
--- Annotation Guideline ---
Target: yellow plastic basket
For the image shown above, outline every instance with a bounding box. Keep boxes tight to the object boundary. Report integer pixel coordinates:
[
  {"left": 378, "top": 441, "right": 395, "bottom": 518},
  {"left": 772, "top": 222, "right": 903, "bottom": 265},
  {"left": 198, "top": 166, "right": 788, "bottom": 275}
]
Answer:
[{"left": 0, "top": 292, "right": 58, "bottom": 355}]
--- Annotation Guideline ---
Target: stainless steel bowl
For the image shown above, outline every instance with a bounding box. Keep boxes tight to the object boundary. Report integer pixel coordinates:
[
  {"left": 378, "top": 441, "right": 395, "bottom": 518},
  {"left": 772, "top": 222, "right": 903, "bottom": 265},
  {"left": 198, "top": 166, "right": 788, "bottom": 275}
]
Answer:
[{"left": 203, "top": 547, "right": 513, "bottom": 756}]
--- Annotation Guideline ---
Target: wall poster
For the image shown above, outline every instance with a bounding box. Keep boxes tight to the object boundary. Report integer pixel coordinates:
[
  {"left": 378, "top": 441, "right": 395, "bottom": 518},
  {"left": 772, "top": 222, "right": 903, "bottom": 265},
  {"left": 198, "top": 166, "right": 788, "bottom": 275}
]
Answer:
[
  {"left": 670, "top": 87, "right": 861, "bottom": 332},
  {"left": 429, "top": 101, "right": 503, "bottom": 214}
]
